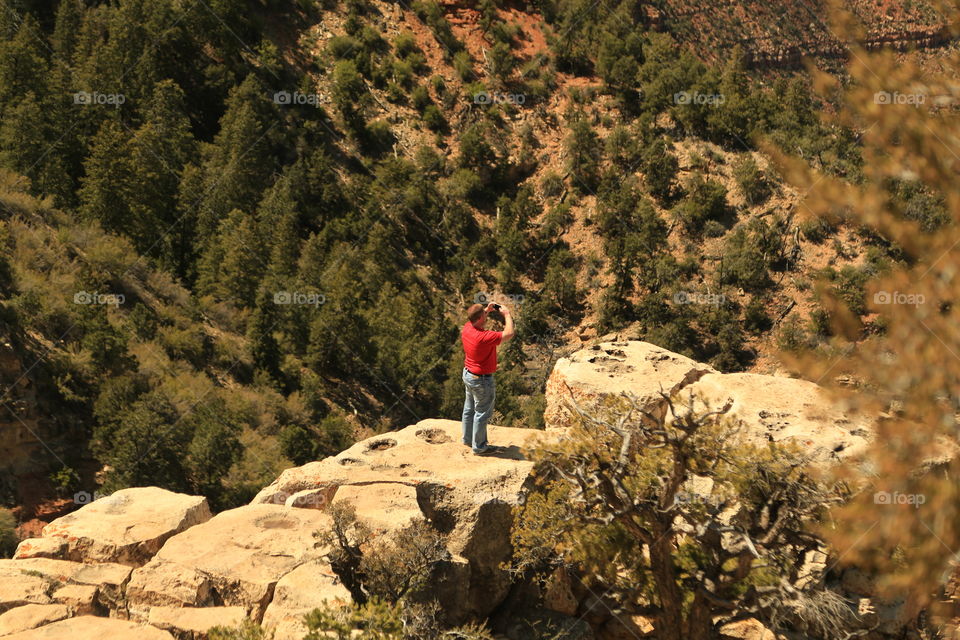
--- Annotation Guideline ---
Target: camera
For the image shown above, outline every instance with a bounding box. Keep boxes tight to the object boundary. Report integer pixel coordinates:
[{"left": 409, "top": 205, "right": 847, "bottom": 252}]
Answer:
[{"left": 491, "top": 304, "right": 501, "bottom": 311}]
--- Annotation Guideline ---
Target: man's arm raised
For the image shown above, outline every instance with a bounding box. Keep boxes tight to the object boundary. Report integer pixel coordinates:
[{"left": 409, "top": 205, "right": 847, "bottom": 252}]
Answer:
[{"left": 500, "top": 306, "right": 515, "bottom": 343}]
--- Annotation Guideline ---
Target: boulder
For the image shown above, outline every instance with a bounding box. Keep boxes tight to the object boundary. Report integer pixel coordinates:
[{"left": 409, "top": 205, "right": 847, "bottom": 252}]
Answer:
[
  {"left": 261, "top": 560, "right": 352, "bottom": 640},
  {"left": 127, "top": 504, "right": 332, "bottom": 622},
  {"left": 720, "top": 619, "right": 778, "bottom": 640},
  {"left": 147, "top": 606, "right": 247, "bottom": 638},
  {"left": 39, "top": 487, "right": 211, "bottom": 566},
  {"left": 3, "top": 616, "right": 175, "bottom": 640},
  {"left": 0, "top": 558, "right": 132, "bottom": 613},
  {"left": 545, "top": 341, "right": 715, "bottom": 430},
  {"left": 544, "top": 340, "right": 873, "bottom": 467},
  {"left": 13, "top": 537, "right": 66, "bottom": 560},
  {"left": 686, "top": 372, "right": 871, "bottom": 464},
  {"left": 252, "top": 419, "right": 545, "bottom": 623},
  {"left": 0, "top": 569, "right": 52, "bottom": 613},
  {"left": 0, "top": 604, "right": 70, "bottom": 635},
  {"left": 51, "top": 583, "right": 98, "bottom": 615}
]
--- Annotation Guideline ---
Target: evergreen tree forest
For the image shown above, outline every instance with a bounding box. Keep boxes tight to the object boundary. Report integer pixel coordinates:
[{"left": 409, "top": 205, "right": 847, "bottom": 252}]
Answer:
[{"left": 0, "top": 0, "right": 947, "bottom": 511}]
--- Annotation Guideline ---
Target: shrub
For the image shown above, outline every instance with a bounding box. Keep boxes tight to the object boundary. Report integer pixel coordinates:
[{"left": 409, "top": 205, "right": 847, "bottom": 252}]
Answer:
[
  {"left": 393, "top": 31, "right": 418, "bottom": 58},
  {"left": 733, "top": 155, "right": 771, "bottom": 205},
  {"left": 540, "top": 171, "right": 564, "bottom": 199},
  {"left": 453, "top": 50, "right": 473, "bottom": 81},
  {"left": 674, "top": 173, "right": 728, "bottom": 234}
]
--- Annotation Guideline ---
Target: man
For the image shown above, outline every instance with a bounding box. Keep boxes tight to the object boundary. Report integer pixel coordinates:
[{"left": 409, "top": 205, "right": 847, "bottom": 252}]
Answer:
[{"left": 461, "top": 301, "right": 514, "bottom": 455}]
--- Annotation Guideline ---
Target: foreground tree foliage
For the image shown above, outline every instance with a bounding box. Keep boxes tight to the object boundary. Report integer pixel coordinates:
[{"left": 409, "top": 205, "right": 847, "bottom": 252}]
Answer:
[
  {"left": 771, "top": 1, "right": 960, "bottom": 628},
  {"left": 513, "top": 394, "right": 858, "bottom": 640}
]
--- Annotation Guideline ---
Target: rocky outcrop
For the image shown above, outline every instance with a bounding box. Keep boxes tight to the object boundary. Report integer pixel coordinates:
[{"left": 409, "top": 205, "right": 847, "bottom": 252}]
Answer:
[
  {"left": 545, "top": 340, "right": 873, "bottom": 466},
  {"left": 686, "top": 372, "right": 871, "bottom": 463},
  {"left": 3, "top": 616, "right": 175, "bottom": 639},
  {"left": 23, "top": 488, "right": 211, "bottom": 567},
  {"left": 2, "top": 342, "right": 889, "bottom": 638},
  {"left": 545, "top": 341, "right": 716, "bottom": 431},
  {"left": 254, "top": 418, "right": 544, "bottom": 628},
  {"left": 126, "top": 504, "right": 332, "bottom": 621}
]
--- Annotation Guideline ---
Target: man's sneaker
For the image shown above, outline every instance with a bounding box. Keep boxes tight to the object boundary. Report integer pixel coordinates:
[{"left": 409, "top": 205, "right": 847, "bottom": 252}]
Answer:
[{"left": 473, "top": 445, "right": 505, "bottom": 456}]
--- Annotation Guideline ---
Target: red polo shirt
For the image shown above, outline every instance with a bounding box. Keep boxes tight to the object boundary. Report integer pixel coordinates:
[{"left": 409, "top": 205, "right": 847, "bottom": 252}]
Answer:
[{"left": 462, "top": 322, "right": 502, "bottom": 374}]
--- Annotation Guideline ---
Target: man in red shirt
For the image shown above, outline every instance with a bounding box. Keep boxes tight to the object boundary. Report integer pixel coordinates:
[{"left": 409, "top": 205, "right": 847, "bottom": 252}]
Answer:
[{"left": 461, "top": 302, "right": 515, "bottom": 455}]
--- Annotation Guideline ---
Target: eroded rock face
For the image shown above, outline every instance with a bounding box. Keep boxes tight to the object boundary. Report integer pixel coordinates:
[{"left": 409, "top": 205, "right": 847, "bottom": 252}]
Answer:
[
  {"left": 34, "top": 487, "right": 211, "bottom": 567},
  {"left": 126, "top": 504, "right": 332, "bottom": 622},
  {"left": 253, "top": 418, "right": 544, "bottom": 623},
  {"left": 686, "top": 372, "right": 871, "bottom": 463},
  {"left": 545, "top": 340, "right": 872, "bottom": 465},
  {"left": 261, "top": 560, "right": 351, "bottom": 640},
  {"left": 545, "top": 341, "right": 716, "bottom": 431}
]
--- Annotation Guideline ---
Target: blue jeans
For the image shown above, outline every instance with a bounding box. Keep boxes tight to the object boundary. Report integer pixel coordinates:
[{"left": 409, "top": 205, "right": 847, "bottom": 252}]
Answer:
[{"left": 462, "top": 368, "right": 495, "bottom": 452}]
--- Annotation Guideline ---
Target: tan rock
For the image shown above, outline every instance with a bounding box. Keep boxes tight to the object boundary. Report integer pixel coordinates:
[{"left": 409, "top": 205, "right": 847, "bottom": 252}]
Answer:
[
  {"left": 0, "top": 558, "right": 132, "bottom": 613},
  {"left": 127, "top": 504, "right": 332, "bottom": 621},
  {"left": 544, "top": 341, "right": 716, "bottom": 430},
  {"left": 3, "top": 616, "right": 175, "bottom": 639},
  {"left": 720, "top": 618, "right": 777, "bottom": 640},
  {"left": 0, "top": 604, "right": 70, "bottom": 635},
  {"left": 147, "top": 605, "right": 247, "bottom": 637},
  {"left": 543, "top": 340, "right": 872, "bottom": 467},
  {"left": 0, "top": 570, "right": 52, "bottom": 613},
  {"left": 686, "top": 372, "right": 871, "bottom": 464},
  {"left": 40, "top": 487, "right": 212, "bottom": 566},
  {"left": 51, "top": 583, "right": 98, "bottom": 615},
  {"left": 262, "top": 560, "right": 351, "bottom": 640},
  {"left": 62, "top": 587, "right": 101, "bottom": 617},
  {"left": 253, "top": 419, "right": 547, "bottom": 623},
  {"left": 13, "top": 537, "right": 66, "bottom": 560}
]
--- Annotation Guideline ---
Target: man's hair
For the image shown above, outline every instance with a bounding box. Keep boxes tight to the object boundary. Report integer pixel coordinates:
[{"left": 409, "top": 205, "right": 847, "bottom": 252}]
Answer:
[{"left": 467, "top": 303, "right": 485, "bottom": 323}]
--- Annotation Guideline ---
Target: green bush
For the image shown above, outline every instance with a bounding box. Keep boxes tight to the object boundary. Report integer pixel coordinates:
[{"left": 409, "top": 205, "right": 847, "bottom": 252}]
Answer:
[
  {"left": 674, "top": 173, "right": 728, "bottom": 234},
  {"left": 733, "top": 155, "right": 771, "bottom": 206}
]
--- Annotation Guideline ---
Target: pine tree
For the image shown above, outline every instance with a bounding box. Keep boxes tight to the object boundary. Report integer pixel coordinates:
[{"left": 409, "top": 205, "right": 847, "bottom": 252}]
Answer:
[
  {"left": 196, "top": 76, "right": 278, "bottom": 246},
  {"left": 77, "top": 119, "right": 134, "bottom": 234},
  {"left": 248, "top": 286, "right": 282, "bottom": 382},
  {"left": 127, "top": 79, "right": 197, "bottom": 264}
]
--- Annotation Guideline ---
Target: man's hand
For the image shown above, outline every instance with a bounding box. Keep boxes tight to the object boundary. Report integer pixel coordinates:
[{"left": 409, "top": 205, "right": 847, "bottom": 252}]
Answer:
[{"left": 485, "top": 302, "right": 498, "bottom": 313}]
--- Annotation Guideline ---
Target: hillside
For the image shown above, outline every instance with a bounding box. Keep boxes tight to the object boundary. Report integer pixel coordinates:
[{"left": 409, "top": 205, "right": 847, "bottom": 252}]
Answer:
[{"left": 0, "top": 0, "right": 956, "bottom": 582}]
